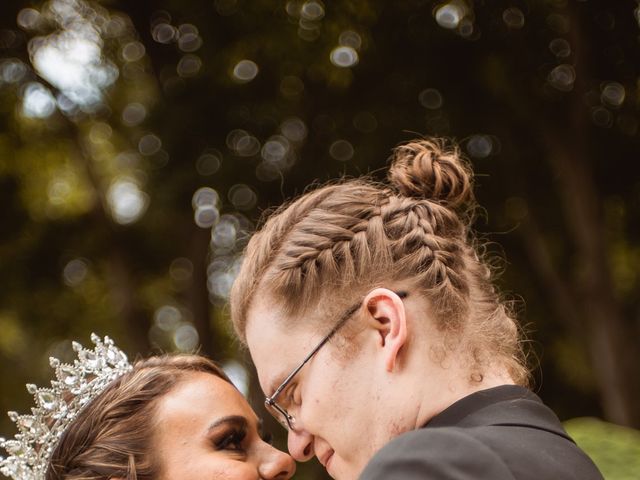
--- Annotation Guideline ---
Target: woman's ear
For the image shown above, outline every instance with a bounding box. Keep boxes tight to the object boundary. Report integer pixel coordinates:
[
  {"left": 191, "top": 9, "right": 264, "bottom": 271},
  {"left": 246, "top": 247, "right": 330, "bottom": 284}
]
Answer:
[{"left": 363, "top": 288, "right": 408, "bottom": 372}]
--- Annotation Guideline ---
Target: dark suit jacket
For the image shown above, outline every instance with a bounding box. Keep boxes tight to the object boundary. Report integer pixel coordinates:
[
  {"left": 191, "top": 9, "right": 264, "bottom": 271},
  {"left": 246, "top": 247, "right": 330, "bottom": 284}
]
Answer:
[{"left": 359, "top": 385, "right": 603, "bottom": 479}]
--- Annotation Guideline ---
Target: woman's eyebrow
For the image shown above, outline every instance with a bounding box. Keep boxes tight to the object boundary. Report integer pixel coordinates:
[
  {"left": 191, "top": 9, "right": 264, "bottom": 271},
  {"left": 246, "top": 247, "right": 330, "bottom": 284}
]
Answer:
[{"left": 207, "top": 415, "right": 248, "bottom": 433}]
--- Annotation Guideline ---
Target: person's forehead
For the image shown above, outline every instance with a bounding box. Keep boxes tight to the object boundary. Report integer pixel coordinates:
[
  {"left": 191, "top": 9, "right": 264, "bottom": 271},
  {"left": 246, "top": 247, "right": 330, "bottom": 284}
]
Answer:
[
  {"left": 245, "top": 297, "right": 318, "bottom": 393},
  {"left": 156, "top": 373, "right": 259, "bottom": 430}
]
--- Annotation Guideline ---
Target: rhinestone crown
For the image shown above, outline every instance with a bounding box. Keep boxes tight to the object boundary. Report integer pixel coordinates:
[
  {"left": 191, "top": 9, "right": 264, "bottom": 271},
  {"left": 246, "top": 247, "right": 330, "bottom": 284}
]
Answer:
[{"left": 0, "top": 334, "right": 132, "bottom": 480}]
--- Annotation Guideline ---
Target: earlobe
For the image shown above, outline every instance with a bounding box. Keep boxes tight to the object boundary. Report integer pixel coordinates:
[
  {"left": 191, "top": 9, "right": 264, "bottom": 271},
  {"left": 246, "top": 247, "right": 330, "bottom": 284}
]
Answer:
[{"left": 364, "top": 289, "right": 408, "bottom": 372}]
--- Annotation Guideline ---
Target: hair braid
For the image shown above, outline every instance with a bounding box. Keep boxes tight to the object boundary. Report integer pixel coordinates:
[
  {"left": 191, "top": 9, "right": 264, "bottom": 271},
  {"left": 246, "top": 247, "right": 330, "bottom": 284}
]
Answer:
[
  {"left": 230, "top": 137, "right": 529, "bottom": 385},
  {"left": 230, "top": 185, "right": 343, "bottom": 326}
]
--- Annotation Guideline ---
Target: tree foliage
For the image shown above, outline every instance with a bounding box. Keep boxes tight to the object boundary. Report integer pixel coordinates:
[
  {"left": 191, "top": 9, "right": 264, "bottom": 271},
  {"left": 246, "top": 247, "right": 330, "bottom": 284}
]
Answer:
[{"left": 1, "top": 0, "right": 639, "bottom": 477}]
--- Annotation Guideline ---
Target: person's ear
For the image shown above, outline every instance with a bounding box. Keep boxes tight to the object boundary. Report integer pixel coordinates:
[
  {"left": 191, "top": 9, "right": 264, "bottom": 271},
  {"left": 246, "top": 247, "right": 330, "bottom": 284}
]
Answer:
[{"left": 363, "top": 288, "right": 408, "bottom": 372}]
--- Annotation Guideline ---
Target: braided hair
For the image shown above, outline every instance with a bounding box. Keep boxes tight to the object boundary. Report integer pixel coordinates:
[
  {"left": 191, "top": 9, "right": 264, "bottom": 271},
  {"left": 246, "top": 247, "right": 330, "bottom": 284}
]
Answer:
[{"left": 231, "top": 138, "right": 528, "bottom": 385}]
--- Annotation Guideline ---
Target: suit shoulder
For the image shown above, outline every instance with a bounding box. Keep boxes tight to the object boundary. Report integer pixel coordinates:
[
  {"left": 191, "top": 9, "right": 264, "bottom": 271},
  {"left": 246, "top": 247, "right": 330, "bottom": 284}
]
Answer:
[{"left": 359, "top": 428, "right": 515, "bottom": 480}]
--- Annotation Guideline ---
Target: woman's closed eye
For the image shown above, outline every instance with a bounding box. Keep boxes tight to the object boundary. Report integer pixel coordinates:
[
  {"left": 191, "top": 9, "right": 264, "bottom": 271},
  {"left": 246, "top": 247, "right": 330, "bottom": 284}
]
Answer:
[{"left": 214, "top": 427, "right": 247, "bottom": 452}]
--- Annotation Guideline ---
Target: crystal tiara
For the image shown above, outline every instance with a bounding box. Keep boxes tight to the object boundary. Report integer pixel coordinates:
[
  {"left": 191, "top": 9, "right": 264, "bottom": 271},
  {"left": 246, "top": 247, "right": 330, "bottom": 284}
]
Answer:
[{"left": 0, "top": 334, "right": 132, "bottom": 480}]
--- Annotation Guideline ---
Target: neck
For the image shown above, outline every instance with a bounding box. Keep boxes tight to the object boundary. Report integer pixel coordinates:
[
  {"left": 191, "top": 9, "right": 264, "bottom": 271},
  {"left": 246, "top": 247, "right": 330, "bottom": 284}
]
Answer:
[{"left": 411, "top": 365, "right": 516, "bottom": 429}]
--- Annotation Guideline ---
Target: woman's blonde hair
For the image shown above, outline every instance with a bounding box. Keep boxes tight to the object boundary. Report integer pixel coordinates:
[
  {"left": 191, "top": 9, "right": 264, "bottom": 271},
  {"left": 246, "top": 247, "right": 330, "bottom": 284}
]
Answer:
[
  {"left": 46, "top": 354, "right": 229, "bottom": 480},
  {"left": 230, "top": 138, "right": 529, "bottom": 385}
]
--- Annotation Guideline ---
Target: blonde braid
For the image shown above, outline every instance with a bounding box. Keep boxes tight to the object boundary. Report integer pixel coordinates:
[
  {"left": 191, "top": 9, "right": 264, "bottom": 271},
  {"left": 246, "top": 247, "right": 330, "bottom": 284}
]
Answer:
[
  {"left": 230, "top": 185, "right": 342, "bottom": 327},
  {"left": 230, "top": 137, "right": 529, "bottom": 385}
]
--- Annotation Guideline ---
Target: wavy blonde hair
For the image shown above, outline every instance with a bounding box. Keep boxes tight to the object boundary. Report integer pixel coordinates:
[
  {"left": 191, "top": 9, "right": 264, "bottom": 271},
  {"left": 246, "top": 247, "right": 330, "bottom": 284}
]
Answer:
[{"left": 231, "top": 138, "right": 528, "bottom": 385}]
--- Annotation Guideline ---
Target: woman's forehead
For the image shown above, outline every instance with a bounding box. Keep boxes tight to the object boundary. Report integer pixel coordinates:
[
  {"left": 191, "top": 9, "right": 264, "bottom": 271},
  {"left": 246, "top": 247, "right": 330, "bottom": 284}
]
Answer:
[{"left": 157, "top": 373, "right": 252, "bottom": 420}]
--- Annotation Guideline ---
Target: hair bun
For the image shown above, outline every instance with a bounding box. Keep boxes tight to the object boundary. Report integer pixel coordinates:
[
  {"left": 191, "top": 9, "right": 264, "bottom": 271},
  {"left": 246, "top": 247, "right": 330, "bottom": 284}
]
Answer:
[{"left": 388, "top": 138, "right": 474, "bottom": 208}]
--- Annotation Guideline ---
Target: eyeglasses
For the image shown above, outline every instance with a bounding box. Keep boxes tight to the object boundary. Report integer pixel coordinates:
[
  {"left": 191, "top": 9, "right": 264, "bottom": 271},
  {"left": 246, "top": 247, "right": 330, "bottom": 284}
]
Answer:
[{"left": 264, "top": 290, "right": 408, "bottom": 430}]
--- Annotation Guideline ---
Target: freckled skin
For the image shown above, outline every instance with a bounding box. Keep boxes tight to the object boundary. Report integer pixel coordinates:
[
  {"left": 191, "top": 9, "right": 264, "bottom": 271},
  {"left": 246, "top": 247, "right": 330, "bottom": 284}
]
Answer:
[{"left": 153, "top": 372, "right": 295, "bottom": 480}]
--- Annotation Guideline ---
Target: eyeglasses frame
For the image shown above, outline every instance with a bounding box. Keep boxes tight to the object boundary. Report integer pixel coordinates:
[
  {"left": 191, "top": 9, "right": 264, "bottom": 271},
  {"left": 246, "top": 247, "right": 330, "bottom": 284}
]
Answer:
[{"left": 264, "top": 290, "right": 408, "bottom": 430}]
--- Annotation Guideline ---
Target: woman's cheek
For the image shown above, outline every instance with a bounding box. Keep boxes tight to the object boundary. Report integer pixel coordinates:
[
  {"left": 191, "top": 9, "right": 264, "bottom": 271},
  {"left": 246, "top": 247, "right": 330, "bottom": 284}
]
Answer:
[{"left": 214, "top": 461, "right": 257, "bottom": 480}]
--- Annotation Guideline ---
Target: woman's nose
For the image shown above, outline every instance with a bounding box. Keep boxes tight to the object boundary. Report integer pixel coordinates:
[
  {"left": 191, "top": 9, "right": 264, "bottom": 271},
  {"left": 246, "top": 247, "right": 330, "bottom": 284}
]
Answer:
[
  {"left": 259, "top": 444, "right": 296, "bottom": 479},
  {"left": 287, "top": 428, "right": 314, "bottom": 462}
]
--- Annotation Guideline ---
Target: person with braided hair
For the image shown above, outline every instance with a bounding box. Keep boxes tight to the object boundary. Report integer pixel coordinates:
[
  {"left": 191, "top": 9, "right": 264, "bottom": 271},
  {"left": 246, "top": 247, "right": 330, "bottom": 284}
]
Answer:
[{"left": 230, "top": 138, "right": 603, "bottom": 480}]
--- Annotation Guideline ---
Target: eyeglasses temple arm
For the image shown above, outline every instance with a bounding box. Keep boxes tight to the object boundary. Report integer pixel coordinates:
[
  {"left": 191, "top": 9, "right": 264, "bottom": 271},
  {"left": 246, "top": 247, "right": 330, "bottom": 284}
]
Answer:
[
  {"left": 267, "top": 303, "right": 360, "bottom": 401},
  {"left": 266, "top": 291, "right": 407, "bottom": 402}
]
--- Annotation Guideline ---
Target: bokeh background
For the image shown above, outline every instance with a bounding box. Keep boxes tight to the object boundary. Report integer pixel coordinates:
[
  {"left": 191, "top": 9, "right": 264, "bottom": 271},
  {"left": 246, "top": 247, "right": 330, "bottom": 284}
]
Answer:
[{"left": 1, "top": 0, "right": 639, "bottom": 478}]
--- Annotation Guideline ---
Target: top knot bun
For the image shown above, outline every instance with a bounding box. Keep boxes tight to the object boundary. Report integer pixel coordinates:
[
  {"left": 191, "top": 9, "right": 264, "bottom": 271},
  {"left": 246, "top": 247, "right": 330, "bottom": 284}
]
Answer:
[{"left": 388, "top": 138, "right": 474, "bottom": 208}]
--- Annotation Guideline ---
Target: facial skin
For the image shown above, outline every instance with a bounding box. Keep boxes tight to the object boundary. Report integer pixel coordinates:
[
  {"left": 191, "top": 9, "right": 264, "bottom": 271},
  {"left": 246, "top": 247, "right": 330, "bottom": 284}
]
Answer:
[
  {"left": 153, "top": 372, "right": 295, "bottom": 480},
  {"left": 245, "top": 288, "right": 514, "bottom": 480}
]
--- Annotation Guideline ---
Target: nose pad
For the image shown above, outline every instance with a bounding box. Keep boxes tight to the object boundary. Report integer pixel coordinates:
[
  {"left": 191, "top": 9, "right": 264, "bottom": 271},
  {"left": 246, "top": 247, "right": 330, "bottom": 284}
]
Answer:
[{"left": 287, "top": 428, "right": 314, "bottom": 462}]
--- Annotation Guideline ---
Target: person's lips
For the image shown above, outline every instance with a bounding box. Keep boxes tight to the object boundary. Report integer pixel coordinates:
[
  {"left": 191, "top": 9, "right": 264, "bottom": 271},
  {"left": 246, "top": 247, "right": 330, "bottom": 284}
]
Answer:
[{"left": 318, "top": 449, "right": 335, "bottom": 470}]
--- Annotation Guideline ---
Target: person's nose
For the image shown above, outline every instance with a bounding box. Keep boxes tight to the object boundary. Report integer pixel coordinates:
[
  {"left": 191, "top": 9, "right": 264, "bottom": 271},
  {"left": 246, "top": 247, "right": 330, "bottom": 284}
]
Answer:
[
  {"left": 258, "top": 444, "right": 296, "bottom": 479},
  {"left": 287, "top": 427, "right": 315, "bottom": 462}
]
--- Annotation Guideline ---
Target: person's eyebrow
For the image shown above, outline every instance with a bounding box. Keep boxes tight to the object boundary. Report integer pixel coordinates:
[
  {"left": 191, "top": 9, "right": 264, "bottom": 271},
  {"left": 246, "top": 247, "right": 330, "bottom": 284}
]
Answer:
[
  {"left": 207, "top": 415, "right": 248, "bottom": 433},
  {"left": 266, "top": 379, "right": 280, "bottom": 397},
  {"left": 266, "top": 370, "right": 289, "bottom": 397}
]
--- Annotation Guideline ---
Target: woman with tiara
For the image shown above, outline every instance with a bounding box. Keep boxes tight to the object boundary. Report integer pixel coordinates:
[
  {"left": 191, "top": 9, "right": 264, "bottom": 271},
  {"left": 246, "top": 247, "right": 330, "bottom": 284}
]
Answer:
[{"left": 0, "top": 334, "right": 295, "bottom": 480}]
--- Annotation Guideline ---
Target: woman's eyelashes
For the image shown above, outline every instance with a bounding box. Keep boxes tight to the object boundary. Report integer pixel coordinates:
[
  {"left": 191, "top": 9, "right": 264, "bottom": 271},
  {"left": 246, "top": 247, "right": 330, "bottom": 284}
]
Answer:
[{"left": 214, "top": 427, "right": 247, "bottom": 452}]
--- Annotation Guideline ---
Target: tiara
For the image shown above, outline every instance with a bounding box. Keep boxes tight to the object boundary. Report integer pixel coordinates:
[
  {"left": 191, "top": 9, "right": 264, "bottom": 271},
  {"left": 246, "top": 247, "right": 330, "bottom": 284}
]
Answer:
[{"left": 0, "top": 334, "right": 132, "bottom": 480}]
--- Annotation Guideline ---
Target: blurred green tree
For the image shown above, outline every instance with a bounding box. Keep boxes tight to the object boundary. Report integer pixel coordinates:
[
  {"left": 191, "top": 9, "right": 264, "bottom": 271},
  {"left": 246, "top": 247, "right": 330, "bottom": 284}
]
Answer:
[
  {"left": 1, "top": 0, "right": 639, "bottom": 478},
  {"left": 565, "top": 417, "right": 640, "bottom": 480}
]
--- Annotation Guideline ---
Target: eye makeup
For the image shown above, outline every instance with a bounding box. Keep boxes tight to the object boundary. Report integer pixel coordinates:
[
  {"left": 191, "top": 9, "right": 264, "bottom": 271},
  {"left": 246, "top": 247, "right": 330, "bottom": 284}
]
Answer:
[
  {"left": 215, "top": 428, "right": 247, "bottom": 451},
  {"left": 208, "top": 416, "right": 248, "bottom": 451},
  {"left": 207, "top": 415, "right": 273, "bottom": 450}
]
